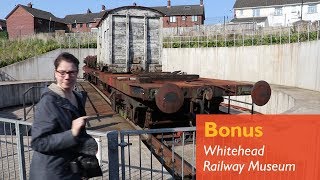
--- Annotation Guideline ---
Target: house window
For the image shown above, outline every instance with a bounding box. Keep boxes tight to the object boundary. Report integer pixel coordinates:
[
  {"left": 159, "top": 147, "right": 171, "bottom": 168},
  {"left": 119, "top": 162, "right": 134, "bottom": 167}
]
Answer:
[
  {"left": 308, "top": 5, "right": 317, "bottom": 14},
  {"left": 182, "top": 16, "right": 186, "bottom": 21},
  {"left": 192, "top": 16, "right": 198, "bottom": 22},
  {"left": 80, "top": 23, "right": 83, "bottom": 28},
  {"left": 252, "top": 9, "right": 260, "bottom": 17},
  {"left": 274, "top": 7, "right": 283, "bottom": 16},
  {"left": 72, "top": 23, "right": 76, "bottom": 28},
  {"left": 169, "top": 16, "right": 176, "bottom": 23}
]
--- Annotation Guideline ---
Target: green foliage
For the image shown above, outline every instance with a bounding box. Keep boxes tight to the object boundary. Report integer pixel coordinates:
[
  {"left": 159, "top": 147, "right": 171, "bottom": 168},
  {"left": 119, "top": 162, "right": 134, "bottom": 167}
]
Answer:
[
  {"left": 0, "top": 36, "right": 97, "bottom": 68},
  {"left": 0, "top": 31, "right": 8, "bottom": 40}
]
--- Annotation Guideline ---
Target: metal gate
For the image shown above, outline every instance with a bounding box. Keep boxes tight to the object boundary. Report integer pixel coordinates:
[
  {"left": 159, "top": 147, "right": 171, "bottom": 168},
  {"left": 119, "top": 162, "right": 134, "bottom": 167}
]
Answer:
[{"left": 107, "top": 127, "right": 196, "bottom": 180}]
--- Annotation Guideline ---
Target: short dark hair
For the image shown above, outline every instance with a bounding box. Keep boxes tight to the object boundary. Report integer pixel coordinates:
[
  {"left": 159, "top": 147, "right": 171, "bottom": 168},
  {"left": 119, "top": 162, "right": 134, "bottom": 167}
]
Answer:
[{"left": 54, "top": 52, "right": 80, "bottom": 70}]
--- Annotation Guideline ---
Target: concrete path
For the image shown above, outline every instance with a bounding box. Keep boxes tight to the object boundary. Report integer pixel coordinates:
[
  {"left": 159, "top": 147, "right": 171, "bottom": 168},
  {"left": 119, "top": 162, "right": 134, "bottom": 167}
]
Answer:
[{"left": 271, "top": 85, "right": 320, "bottom": 114}]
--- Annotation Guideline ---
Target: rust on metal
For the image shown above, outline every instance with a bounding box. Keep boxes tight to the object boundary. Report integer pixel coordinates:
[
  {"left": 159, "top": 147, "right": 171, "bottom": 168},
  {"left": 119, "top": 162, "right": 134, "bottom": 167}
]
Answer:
[
  {"left": 251, "top": 80, "right": 271, "bottom": 106},
  {"left": 155, "top": 83, "right": 184, "bottom": 114},
  {"left": 77, "top": 82, "right": 114, "bottom": 116},
  {"left": 83, "top": 66, "right": 272, "bottom": 115},
  {"left": 147, "top": 135, "right": 195, "bottom": 179},
  {"left": 137, "top": 72, "right": 199, "bottom": 83}
]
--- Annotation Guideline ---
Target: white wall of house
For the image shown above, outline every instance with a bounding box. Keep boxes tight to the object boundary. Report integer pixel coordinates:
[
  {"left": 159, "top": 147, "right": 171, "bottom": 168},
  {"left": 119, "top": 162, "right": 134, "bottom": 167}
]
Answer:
[{"left": 235, "top": 2, "right": 320, "bottom": 27}]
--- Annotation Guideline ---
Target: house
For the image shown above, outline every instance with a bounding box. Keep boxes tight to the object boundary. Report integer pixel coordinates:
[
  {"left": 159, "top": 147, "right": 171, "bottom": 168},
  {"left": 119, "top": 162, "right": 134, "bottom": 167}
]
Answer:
[
  {"left": 5, "top": 1, "right": 205, "bottom": 39},
  {"left": 0, "top": 19, "right": 6, "bottom": 31},
  {"left": 232, "top": 0, "right": 320, "bottom": 27},
  {"left": 63, "top": 6, "right": 106, "bottom": 33},
  {"left": 5, "top": 3, "right": 106, "bottom": 39},
  {"left": 152, "top": 0, "right": 205, "bottom": 27},
  {"left": 5, "top": 3, "right": 67, "bottom": 39}
]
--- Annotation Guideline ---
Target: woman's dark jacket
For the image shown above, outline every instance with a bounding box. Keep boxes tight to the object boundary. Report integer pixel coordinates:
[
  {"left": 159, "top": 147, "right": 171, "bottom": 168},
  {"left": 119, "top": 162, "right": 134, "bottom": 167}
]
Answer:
[{"left": 29, "top": 87, "right": 89, "bottom": 180}]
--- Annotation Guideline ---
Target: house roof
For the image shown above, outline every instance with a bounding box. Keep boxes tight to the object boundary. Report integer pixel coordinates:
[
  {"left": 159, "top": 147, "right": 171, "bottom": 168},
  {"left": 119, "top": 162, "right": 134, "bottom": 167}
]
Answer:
[
  {"left": 63, "top": 11, "right": 106, "bottom": 24},
  {"left": 152, "top": 5, "right": 204, "bottom": 17},
  {"left": 234, "top": 0, "right": 320, "bottom": 8},
  {"left": 5, "top": 4, "right": 65, "bottom": 23},
  {"left": 230, "top": 17, "right": 268, "bottom": 23}
]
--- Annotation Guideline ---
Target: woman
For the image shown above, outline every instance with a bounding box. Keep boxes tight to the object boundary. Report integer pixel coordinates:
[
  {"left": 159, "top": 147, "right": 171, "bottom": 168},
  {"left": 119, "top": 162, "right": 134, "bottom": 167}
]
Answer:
[{"left": 29, "top": 52, "right": 96, "bottom": 180}]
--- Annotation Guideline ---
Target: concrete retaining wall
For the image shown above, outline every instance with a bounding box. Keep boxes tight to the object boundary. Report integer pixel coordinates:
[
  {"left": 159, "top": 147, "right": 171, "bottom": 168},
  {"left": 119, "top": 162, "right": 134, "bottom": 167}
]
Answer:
[
  {"left": 0, "top": 48, "right": 97, "bottom": 81},
  {"left": 0, "top": 81, "right": 52, "bottom": 109},
  {"left": 162, "top": 41, "right": 320, "bottom": 92},
  {"left": 226, "top": 88, "right": 295, "bottom": 114}
]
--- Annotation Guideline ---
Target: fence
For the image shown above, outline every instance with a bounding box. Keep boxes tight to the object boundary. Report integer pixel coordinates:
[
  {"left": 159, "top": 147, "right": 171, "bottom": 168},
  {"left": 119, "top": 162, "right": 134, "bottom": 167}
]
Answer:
[
  {"left": 163, "top": 23, "right": 320, "bottom": 48},
  {"left": 0, "top": 117, "right": 108, "bottom": 180},
  {"left": 107, "top": 127, "right": 196, "bottom": 180}
]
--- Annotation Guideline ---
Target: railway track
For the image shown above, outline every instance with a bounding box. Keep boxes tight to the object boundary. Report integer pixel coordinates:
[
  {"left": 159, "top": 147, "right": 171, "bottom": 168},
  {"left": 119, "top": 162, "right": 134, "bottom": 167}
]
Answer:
[{"left": 78, "top": 81, "right": 196, "bottom": 179}]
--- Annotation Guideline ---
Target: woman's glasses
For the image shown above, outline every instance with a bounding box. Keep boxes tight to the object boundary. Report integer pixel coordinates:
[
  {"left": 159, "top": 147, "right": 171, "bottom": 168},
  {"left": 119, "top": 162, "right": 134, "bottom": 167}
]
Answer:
[{"left": 55, "top": 70, "right": 78, "bottom": 77}]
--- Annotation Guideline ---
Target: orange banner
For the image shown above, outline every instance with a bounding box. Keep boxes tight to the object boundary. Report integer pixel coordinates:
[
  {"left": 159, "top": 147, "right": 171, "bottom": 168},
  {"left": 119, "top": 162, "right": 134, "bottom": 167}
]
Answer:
[{"left": 196, "top": 115, "right": 320, "bottom": 180}]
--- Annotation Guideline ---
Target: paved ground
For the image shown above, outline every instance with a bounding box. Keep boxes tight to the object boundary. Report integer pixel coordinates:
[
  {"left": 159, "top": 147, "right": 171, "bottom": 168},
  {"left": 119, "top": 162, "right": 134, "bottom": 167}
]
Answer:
[{"left": 271, "top": 85, "right": 320, "bottom": 114}]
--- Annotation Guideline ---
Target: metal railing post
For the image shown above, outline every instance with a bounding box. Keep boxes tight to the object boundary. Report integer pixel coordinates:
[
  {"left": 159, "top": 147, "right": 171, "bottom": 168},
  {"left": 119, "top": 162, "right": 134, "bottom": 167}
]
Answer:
[
  {"left": 15, "top": 122, "right": 26, "bottom": 180},
  {"left": 317, "top": 21, "right": 320, "bottom": 40},
  {"left": 228, "top": 96, "right": 231, "bottom": 114},
  {"left": 289, "top": 27, "right": 291, "bottom": 43},
  {"left": 234, "top": 32, "right": 236, "bottom": 46},
  {"left": 120, "top": 133, "right": 126, "bottom": 180},
  {"left": 308, "top": 23, "right": 310, "bottom": 41},
  {"left": 298, "top": 26, "right": 300, "bottom": 43},
  {"left": 280, "top": 27, "right": 282, "bottom": 44},
  {"left": 242, "top": 29, "right": 244, "bottom": 46},
  {"left": 107, "top": 131, "right": 119, "bottom": 180}
]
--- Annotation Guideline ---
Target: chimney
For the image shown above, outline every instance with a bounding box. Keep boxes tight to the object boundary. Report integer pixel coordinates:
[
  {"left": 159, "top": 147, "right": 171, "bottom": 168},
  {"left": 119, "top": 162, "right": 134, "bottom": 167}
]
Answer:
[
  {"left": 101, "top": 5, "right": 106, "bottom": 11},
  {"left": 27, "top": 2, "right": 32, "bottom": 8},
  {"left": 200, "top": 0, "right": 203, "bottom": 6},
  {"left": 87, "top": 8, "right": 92, "bottom": 14},
  {"left": 167, "top": 0, "right": 171, "bottom": 8}
]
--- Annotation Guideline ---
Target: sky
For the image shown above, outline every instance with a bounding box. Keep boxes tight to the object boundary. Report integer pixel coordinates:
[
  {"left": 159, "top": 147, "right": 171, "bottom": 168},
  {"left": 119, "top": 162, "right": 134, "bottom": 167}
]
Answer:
[{"left": 0, "top": 0, "right": 236, "bottom": 24}]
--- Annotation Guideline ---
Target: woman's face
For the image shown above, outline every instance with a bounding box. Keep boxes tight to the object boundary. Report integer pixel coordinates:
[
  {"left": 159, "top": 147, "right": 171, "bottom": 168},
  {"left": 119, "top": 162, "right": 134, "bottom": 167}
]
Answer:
[{"left": 54, "top": 60, "right": 78, "bottom": 92}]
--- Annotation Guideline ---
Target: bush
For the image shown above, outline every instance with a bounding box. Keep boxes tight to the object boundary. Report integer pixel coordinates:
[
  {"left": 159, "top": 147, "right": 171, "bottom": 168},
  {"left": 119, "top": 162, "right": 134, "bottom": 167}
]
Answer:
[
  {"left": 0, "top": 31, "right": 8, "bottom": 40},
  {"left": 84, "top": 55, "right": 97, "bottom": 68}
]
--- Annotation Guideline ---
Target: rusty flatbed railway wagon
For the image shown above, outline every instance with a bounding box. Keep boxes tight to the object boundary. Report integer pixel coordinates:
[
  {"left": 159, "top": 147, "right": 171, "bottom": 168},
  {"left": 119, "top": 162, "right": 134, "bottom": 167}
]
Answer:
[{"left": 84, "top": 66, "right": 271, "bottom": 128}]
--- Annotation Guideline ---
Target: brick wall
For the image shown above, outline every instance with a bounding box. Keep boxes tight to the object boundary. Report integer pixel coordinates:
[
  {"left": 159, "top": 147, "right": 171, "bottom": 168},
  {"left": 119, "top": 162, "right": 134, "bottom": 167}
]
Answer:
[
  {"left": 162, "top": 15, "right": 203, "bottom": 28},
  {"left": 68, "top": 20, "right": 100, "bottom": 33},
  {"left": 7, "top": 6, "right": 34, "bottom": 39}
]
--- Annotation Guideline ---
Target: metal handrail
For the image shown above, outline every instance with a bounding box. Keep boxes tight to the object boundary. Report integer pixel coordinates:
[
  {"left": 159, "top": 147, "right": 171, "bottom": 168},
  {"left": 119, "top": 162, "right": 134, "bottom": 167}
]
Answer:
[
  {"left": 22, "top": 86, "right": 46, "bottom": 121},
  {"left": 0, "top": 117, "right": 108, "bottom": 180},
  {"left": 224, "top": 96, "right": 254, "bottom": 114}
]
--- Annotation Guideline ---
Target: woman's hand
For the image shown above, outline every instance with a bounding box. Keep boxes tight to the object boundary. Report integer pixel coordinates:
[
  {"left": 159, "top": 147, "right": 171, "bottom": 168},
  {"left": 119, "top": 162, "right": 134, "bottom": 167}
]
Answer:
[{"left": 71, "top": 116, "right": 89, "bottom": 137}]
